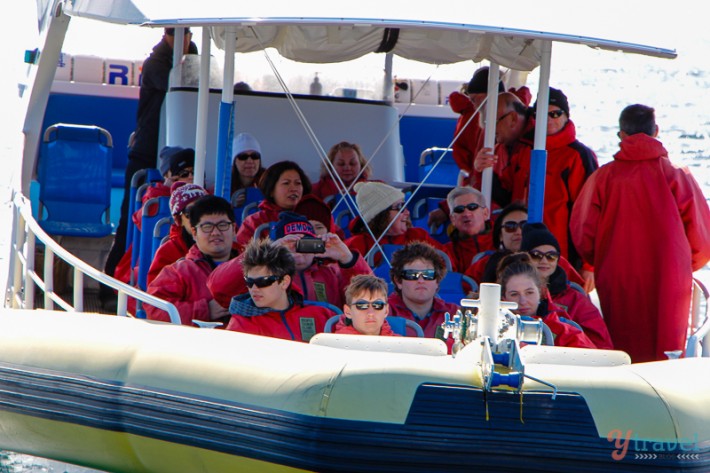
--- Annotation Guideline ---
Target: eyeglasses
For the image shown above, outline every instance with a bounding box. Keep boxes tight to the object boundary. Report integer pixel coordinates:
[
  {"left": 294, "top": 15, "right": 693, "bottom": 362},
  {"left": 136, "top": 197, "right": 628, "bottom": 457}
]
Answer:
[
  {"left": 197, "top": 221, "right": 233, "bottom": 233},
  {"left": 389, "top": 201, "right": 405, "bottom": 212},
  {"left": 236, "top": 152, "right": 261, "bottom": 161},
  {"left": 176, "top": 169, "right": 194, "bottom": 179},
  {"left": 351, "top": 299, "right": 387, "bottom": 311},
  {"left": 400, "top": 269, "right": 437, "bottom": 281},
  {"left": 535, "top": 109, "right": 565, "bottom": 119},
  {"left": 528, "top": 249, "right": 560, "bottom": 262},
  {"left": 502, "top": 220, "right": 527, "bottom": 233},
  {"left": 452, "top": 202, "right": 482, "bottom": 214},
  {"left": 244, "top": 275, "right": 282, "bottom": 289}
]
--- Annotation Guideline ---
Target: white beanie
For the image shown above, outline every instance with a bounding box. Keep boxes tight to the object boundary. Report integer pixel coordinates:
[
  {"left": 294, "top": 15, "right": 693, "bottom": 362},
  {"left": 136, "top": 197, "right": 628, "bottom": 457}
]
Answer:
[
  {"left": 233, "top": 132, "right": 261, "bottom": 156},
  {"left": 354, "top": 181, "right": 404, "bottom": 224}
]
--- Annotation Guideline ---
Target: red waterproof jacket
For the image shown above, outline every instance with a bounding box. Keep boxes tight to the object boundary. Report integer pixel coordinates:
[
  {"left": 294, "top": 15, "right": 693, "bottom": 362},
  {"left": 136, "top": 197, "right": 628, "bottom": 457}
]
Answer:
[
  {"left": 146, "top": 245, "right": 224, "bottom": 325},
  {"left": 465, "top": 251, "right": 584, "bottom": 288},
  {"left": 235, "top": 200, "right": 283, "bottom": 251},
  {"left": 345, "top": 227, "right": 446, "bottom": 267},
  {"left": 386, "top": 292, "right": 459, "bottom": 339},
  {"left": 147, "top": 223, "right": 190, "bottom": 286},
  {"left": 546, "top": 267, "right": 613, "bottom": 349},
  {"left": 443, "top": 230, "right": 494, "bottom": 273},
  {"left": 500, "top": 120, "right": 598, "bottom": 263},
  {"left": 334, "top": 318, "right": 398, "bottom": 336},
  {"left": 449, "top": 91, "right": 485, "bottom": 182},
  {"left": 534, "top": 294, "right": 596, "bottom": 348},
  {"left": 311, "top": 175, "right": 368, "bottom": 203},
  {"left": 208, "top": 250, "right": 372, "bottom": 309},
  {"left": 571, "top": 133, "right": 710, "bottom": 362},
  {"left": 226, "top": 293, "right": 334, "bottom": 342}
]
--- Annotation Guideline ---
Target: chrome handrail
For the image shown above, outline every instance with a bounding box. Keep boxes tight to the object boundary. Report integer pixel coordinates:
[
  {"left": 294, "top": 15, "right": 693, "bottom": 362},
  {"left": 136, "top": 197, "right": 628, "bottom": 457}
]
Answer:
[{"left": 9, "top": 192, "right": 181, "bottom": 324}]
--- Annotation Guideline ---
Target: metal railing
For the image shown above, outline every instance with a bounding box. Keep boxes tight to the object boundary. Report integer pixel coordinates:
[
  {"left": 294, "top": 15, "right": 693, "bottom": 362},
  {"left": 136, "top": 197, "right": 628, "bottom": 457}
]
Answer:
[
  {"left": 686, "top": 278, "right": 710, "bottom": 357},
  {"left": 8, "top": 192, "right": 181, "bottom": 324}
]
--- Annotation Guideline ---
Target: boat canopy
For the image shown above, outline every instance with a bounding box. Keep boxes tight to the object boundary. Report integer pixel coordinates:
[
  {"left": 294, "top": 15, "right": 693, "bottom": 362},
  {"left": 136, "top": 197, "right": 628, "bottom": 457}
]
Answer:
[{"left": 62, "top": 1, "right": 676, "bottom": 70}]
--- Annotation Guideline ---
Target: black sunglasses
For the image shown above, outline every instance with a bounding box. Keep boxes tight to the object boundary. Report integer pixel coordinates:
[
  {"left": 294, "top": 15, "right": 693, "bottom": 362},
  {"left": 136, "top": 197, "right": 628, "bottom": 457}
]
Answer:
[
  {"left": 176, "top": 168, "right": 194, "bottom": 179},
  {"left": 236, "top": 152, "right": 261, "bottom": 161},
  {"left": 389, "top": 201, "right": 405, "bottom": 212},
  {"left": 529, "top": 250, "right": 560, "bottom": 262},
  {"left": 452, "top": 202, "right": 482, "bottom": 214},
  {"left": 351, "top": 299, "right": 387, "bottom": 311},
  {"left": 534, "top": 109, "right": 565, "bottom": 119},
  {"left": 244, "top": 275, "right": 281, "bottom": 289},
  {"left": 400, "top": 269, "right": 436, "bottom": 281},
  {"left": 502, "top": 220, "right": 527, "bottom": 233}
]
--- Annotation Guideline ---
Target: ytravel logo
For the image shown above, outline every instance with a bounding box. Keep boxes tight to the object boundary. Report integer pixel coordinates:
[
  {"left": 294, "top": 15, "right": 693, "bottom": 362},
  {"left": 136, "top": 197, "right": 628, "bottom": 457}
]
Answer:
[{"left": 607, "top": 429, "right": 700, "bottom": 461}]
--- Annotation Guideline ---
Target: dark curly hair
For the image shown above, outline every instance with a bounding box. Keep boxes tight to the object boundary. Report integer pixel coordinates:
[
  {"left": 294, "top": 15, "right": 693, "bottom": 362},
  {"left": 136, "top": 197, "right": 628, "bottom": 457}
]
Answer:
[{"left": 390, "top": 241, "right": 447, "bottom": 293}]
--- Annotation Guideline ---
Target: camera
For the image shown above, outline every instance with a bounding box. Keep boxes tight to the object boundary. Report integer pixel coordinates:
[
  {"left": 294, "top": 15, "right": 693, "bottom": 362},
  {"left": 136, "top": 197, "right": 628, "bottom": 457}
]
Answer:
[{"left": 295, "top": 238, "right": 326, "bottom": 254}]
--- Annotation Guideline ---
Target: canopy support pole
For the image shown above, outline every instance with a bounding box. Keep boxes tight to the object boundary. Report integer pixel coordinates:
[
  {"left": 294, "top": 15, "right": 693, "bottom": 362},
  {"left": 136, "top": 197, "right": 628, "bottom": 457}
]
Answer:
[
  {"left": 194, "top": 27, "right": 212, "bottom": 189},
  {"left": 215, "top": 28, "right": 236, "bottom": 200},
  {"left": 383, "top": 52, "right": 394, "bottom": 103},
  {"left": 528, "top": 40, "right": 552, "bottom": 223},
  {"left": 481, "top": 62, "right": 500, "bottom": 208}
]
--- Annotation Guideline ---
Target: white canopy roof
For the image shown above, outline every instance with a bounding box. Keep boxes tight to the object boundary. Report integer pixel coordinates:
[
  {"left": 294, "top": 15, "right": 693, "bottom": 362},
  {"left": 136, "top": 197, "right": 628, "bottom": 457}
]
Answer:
[{"left": 61, "top": 0, "right": 676, "bottom": 71}]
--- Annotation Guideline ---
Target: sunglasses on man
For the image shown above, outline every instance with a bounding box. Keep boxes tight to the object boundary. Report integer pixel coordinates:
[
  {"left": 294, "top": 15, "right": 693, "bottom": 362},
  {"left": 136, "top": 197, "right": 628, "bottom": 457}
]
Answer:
[
  {"left": 350, "top": 299, "right": 387, "bottom": 311},
  {"left": 244, "top": 275, "right": 282, "bottom": 289},
  {"left": 452, "top": 202, "right": 482, "bottom": 214},
  {"left": 400, "top": 269, "right": 436, "bottom": 281}
]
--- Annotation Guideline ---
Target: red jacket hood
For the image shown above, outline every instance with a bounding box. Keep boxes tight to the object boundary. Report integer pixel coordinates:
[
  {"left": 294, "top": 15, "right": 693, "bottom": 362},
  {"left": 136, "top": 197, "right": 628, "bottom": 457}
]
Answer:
[{"left": 614, "top": 133, "right": 668, "bottom": 162}]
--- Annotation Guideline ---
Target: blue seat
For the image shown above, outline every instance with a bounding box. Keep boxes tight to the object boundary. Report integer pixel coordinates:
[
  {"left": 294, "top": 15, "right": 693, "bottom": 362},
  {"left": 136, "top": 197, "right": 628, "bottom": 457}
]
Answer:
[
  {"left": 126, "top": 168, "right": 162, "bottom": 251},
  {"left": 137, "top": 196, "right": 171, "bottom": 291},
  {"left": 232, "top": 187, "right": 264, "bottom": 226},
  {"left": 151, "top": 216, "right": 173, "bottom": 258},
  {"left": 37, "top": 123, "right": 114, "bottom": 237},
  {"left": 418, "top": 147, "right": 460, "bottom": 186},
  {"left": 437, "top": 271, "right": 478, "bottom": 305}
]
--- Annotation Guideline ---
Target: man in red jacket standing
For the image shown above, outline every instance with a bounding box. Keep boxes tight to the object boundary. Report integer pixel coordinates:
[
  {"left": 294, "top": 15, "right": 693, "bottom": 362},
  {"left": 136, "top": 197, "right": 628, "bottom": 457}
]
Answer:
[{"left": 571, "top": 104, "right": 710, "bottom": 362}]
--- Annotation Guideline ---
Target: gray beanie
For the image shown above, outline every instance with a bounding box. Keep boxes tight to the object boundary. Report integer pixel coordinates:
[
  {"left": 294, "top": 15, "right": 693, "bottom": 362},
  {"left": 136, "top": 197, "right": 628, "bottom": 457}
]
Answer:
[
  {"left": 233, "top": 132, "right": 261, "bottom": 156},
  {"left": 354, "top": 181, "right": 404, "bottom": 224}
]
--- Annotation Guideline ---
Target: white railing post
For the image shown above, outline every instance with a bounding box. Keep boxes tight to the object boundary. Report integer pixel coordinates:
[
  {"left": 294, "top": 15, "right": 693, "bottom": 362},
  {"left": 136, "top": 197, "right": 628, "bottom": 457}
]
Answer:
[
  {"left": 12, "top": 208, "right": 26, "bottom": 309},
  {"left": 73, "top": 269, "right": 83, "bottom": 312},
  {"left": 44, "top": 246, "right": 54, "bottom": 310},
  {"left": 24, "top": 231, "right": 36, "bottom": 310}
]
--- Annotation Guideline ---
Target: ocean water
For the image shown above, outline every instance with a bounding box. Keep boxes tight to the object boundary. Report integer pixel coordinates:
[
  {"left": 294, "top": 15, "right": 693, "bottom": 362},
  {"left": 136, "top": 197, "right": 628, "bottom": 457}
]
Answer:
[{"left": 1, "top": 8, "right": 710, "bottom": 473}]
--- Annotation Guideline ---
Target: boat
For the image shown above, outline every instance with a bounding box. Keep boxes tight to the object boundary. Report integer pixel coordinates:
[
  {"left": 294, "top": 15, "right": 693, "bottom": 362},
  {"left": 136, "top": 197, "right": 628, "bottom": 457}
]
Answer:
[{"left": 2, "top": 1, "right": 709, "bottom": 472}]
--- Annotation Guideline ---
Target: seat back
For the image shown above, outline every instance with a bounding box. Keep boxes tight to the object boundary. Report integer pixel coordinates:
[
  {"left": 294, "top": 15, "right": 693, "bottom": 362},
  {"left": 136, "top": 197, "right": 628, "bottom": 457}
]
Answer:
[
  {"left": 151, "top": 216, "right": 173, "bottom": 257},
  {"left": 418, "top": 147, "right": 460, "bottom": 186},
  {"left": 126, "top": 168, "right": 162, "bottom": 250},
  {"left": 37, "top": 123, "right": 114, "bottom": 237},
  {"left": 233, "top": 187, "right": 264, "bottom": 226},
  {"left": 437, "top": 271, "right": 477, "bottom": 305},
  {"left": 137, "top": 196, "right": 171, "bottom": 290}
]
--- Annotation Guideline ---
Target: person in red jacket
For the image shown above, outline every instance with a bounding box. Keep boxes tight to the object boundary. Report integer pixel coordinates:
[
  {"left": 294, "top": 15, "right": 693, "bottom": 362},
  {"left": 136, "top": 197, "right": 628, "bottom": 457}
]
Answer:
[
  {"left": 571, "top": 104, "right": 710, "bottom": 362},
  {"left": 334, "top": 275, "right": 397, "bottom": 336},
  {"left": 387, "top": 242, "right": 459, "bottom": 343},
  {"left": 442, "top": 186, "right": 493, "bottom": 273},
  {"left": 146, "top": 182, "right": 208, "bottom": 285},
  {"left": 495, "top": 88, "right": 598, "bottom": 279},
  {"left": 496, "top": 253, "right": 596, "bottom": 349},
  {"left": 449, "top": 67, "right": 505, "bottom": 186},
  {"left": 236, "top": 160, "right": 312, "bottom": 251},
  {"left": 209, "top": 211, "right": 371, "bottom": 309},
  {"left": 311, "top": 141, "right": 372, "bottom": 204},
  {"left": 146, "top": 195, "right": 236, "bottom": 325},
  {"left": 226, "top": 239, "right": 336, "bottom": 342},
  {"left": 230, "top": 132, "right": 265, "bottom": 207},
  {"left": 520, "top": 222, "right": 613, "bottom": 349},
  {"left": 345, "top": 181, "right": 446, "bottom": 265}
]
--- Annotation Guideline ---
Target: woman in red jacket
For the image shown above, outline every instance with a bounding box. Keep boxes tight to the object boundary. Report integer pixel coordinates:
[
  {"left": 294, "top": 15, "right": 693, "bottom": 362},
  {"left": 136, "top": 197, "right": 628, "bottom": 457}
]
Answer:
[
  {"left": 236, "top": 160, "right": 311, "bottom": 251},
  {"left": 311, "top": 141, "right": 372, "bottom": 204},
  {"left": 497, "top": 252, "right": 596, "bottom": 349},
  {"left": 226, "top": 239, "right": 335, "bottom": 342},
  {"left": 345, "top": 181, "right": 446, "bottom": 265},
  {"left": 520, "top": 222, "right": 613, "bottom": 349}
]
